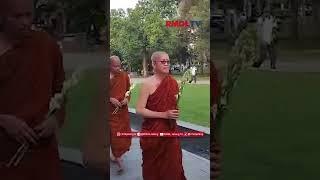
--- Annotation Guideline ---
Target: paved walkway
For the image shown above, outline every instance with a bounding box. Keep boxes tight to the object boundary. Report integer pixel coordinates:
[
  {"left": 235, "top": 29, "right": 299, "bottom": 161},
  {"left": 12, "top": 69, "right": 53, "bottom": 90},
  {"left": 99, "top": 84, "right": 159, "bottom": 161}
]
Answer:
[
  {"left": 109, "top": 137, "right": 210, "bottom": 180},
  {"left": 59, "top": 138, "right": 210, "bottom": 180}
]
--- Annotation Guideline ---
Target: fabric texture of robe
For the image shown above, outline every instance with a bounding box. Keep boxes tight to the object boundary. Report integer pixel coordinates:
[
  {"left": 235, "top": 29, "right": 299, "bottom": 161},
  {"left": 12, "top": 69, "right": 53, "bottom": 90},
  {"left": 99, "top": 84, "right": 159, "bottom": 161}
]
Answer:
[
  {"left": 109, "top": 71, "right": 131, "bottom": 158},
  {"left": 211, "top": 63, "right": 220, "bottom": 106},
  {"left": 0, "top": 31, "right": 65, "bottom": 180},
  {"left": 140, "top": 75, "right": 186, "bottom": 180},
  {"left": 210, "top": 63, "right": 222, "bottom": 180}
]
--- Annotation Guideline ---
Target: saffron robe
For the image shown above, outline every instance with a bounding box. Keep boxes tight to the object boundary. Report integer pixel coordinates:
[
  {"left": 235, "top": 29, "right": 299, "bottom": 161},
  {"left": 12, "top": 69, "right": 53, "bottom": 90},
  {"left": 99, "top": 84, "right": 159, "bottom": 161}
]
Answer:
[
  {"left": 210, "top": 63, "right": 222, "bottom": 179},
  {"left": 140, "top": 75, "right": 186, "bottom": 180},
  {"left": 0, "top": 31, "right": 65, "bottom": 180},
  {"left": 211, "top": 63, "right": 220, "bottom": 106},
  {"left": 109, "top": 71, "right": 131, "bottom": 158}
]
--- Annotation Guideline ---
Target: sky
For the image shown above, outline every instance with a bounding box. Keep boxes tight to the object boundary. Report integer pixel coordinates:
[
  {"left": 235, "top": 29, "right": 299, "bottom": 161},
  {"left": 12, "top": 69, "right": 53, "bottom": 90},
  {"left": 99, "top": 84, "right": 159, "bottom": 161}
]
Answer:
[{"left": 110, "top": 0, "right": 139, "bottom": 10}]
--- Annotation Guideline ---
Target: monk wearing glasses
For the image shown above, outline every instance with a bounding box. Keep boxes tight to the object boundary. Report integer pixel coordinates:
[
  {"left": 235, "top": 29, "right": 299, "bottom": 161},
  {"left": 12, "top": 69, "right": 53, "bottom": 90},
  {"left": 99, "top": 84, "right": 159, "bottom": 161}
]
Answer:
[{"left": 136, "top": 51, "right": 186, "bottom": 180}]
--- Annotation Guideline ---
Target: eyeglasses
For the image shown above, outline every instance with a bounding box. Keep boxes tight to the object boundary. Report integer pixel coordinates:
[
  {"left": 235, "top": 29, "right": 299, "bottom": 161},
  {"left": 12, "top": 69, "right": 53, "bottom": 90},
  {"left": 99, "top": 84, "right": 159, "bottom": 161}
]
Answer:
[{"left": 157, "top": 60, "right": 170, "bottom": 65}]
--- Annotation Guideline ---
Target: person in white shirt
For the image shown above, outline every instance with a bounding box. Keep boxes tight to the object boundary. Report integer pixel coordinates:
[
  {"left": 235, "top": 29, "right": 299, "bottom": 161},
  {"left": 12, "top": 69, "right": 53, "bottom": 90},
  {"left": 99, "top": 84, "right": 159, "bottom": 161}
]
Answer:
[
  {"left": 253, "top": 11, "right": 278, "bottom": 69},
  {"left": 189, "top": 65, "right": 197, "bottom": 83}
]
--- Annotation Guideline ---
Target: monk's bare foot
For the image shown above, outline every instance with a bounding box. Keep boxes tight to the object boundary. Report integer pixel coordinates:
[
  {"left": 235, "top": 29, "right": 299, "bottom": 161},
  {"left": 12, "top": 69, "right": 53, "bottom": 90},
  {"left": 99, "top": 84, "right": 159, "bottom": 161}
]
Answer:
[
  {"left": 116, "top": 158, "right": 124, "bottom": 174},
  {"left": 110, "top": 156, "right": 116, "bottom": 163},
  {"left": 110, "top": 151, "right": 117, "bottom": 163}
]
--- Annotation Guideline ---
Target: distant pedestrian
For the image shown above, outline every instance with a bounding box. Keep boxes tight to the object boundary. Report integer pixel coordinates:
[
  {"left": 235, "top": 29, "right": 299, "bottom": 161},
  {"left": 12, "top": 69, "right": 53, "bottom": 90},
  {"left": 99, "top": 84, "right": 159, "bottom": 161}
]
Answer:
[
  {"left": 253, "top": 11, "right": 278, "bottom": 69},
  {"left": 189, "top": 65, "right": 197, "bottom": 84}
]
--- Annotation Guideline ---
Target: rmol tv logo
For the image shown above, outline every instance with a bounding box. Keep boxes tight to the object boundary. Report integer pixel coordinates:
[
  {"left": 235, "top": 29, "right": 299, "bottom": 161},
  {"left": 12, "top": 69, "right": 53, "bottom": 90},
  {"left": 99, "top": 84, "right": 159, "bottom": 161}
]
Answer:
[{"left": 165, "top": 20, "right": 202, "bottom": 28}]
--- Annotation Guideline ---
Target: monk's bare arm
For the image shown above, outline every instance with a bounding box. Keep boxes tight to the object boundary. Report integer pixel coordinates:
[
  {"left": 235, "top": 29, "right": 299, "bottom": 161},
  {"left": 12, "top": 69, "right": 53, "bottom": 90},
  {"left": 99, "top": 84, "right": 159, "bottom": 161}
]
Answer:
[
  {"left": 136, "top": 81, "right": 167, "bottom": 119},
  {"left": 126, "top": 74, "right": 131, "bottom": 102}
]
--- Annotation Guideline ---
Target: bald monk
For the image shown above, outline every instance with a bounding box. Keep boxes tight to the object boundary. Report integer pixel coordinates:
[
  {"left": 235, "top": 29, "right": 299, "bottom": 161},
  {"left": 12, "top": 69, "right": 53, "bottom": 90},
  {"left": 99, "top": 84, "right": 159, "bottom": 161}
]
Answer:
[
  {"left": 136, "top": 51, "right": 186, "bottom": 180},
  {"left": 211, "top": 63, "right": 222, "bottom": 179},
  {"left": 109, "top": 56, "right": 132, "bottom": 172},
  {"left": 0, "top": 0, "right": 65, "bottom": 179}
]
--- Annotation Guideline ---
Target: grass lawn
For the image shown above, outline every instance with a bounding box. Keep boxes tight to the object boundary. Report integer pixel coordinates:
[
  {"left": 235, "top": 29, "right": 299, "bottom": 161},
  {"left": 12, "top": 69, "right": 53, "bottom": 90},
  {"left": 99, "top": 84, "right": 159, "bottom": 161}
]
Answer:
[
  {"left": 213, "top": 41, "right": 320, "bottom": 63},
  {"left": 172, "top": 74, "right": 210, "bottom": 81},
  {"left": 220, "top": 70, "right": 320, "bottom": 180},
  {"left": 129, "top": 83, "right": 210, "bottom": 127},
  {"left": 58, "top": 69, "right": 100, "bottom": 149}
]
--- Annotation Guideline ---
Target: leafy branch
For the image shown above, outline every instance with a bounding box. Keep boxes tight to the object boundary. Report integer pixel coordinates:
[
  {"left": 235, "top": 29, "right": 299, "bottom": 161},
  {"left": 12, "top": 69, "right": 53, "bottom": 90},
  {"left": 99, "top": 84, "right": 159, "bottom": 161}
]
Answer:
[{"left": 216, "top": 24, "right": 259, "bottom": 130}]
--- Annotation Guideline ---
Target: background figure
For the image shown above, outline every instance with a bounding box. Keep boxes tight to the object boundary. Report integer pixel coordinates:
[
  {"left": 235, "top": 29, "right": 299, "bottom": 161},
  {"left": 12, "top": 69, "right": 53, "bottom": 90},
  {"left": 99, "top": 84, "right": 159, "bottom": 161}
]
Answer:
[
  {"left": 109, "top": 56, "right": 132, "bottom": 173},
  {"left": 189, "top": 65, "right": 197, "bottom": 83},
  {"left": 0, "top": 0, "right": 65, "bottom": 179},
  {"left": 253, "top": 11, "right": 278, "bottom": 69}
]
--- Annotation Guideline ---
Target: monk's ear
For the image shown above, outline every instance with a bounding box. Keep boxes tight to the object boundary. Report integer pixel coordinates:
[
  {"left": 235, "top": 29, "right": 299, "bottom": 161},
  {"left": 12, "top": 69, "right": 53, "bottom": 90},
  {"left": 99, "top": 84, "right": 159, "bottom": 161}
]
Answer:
[{"left": 151, "top": 60, "right": 156, "bottom": 68}]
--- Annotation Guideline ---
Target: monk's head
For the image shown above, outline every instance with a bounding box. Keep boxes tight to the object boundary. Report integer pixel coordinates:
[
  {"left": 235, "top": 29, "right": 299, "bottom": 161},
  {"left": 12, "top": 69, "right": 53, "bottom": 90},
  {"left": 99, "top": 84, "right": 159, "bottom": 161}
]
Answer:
[
  {"left": 0, "top": 0, "right": 34, "bottom": 39},
  {"left": 110, "top": 56, "right": 121, "bottom": 74},
  {"left": 151, "top": 51, "right": 170, "bottom": 74}
]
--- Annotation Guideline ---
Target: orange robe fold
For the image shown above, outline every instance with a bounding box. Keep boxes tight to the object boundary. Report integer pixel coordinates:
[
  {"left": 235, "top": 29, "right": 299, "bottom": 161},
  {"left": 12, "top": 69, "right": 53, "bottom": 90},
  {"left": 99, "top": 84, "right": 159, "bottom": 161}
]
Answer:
[
  {"left": 211, "top": 63, "right": 222, "bottom": 179},
  {"left": 109, "top": 71, "right": 131, "bottom": 158},
  {"left": 140, "top": 75, "right": 186, "bottom": 180},
  {"left": 211, "top": 63, "right": 220, "bottom": 106},
  {"left": 0, "top": 31, "right": 65, "bottom": 180}
]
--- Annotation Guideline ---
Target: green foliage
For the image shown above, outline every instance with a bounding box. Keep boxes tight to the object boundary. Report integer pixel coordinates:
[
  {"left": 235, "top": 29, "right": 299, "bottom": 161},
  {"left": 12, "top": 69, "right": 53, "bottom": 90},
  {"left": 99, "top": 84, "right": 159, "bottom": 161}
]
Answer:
[
  {"left": 217, "top": 24, "right": 259, "bottom": 126},
  {"left": 35, "top": 0, "right": 105, "bottom": 33},
  {"left": 178, "top": 69, "right": 193, "bottom": 102},
  {"left": 110, "top": 0, "right": 210, "bottom": 74},
  {"left": 110, "top": 0, "right": 180, "bottom": 72},
  {"left": 184, "top": 0, "right": 210, "bottom": 74}
]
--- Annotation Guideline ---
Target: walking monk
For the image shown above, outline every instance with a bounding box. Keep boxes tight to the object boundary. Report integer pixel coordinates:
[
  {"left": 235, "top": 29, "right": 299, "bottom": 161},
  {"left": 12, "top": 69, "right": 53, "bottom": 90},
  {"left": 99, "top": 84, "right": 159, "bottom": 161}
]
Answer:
[
  {"left": 0, "top": 0, "right": 65, "bottom": 179},
  {"left": 136, "top": 51, "right": 186, "bottom": 180},
  {"left": 109, "top": 56, "right": 132, "bottom": 173}
]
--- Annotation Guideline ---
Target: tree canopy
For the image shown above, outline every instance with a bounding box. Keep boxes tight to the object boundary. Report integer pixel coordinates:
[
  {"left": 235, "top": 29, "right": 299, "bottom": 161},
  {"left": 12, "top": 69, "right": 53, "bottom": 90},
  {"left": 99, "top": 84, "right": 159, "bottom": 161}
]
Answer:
[{"left": 111, "top": 0, "right": 210, "bottom": 76}]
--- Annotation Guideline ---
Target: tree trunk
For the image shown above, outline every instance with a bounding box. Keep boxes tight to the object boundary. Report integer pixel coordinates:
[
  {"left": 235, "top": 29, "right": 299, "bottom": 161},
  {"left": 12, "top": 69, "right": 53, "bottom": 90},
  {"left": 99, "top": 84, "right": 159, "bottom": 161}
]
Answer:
[
  {"left": 292, "top": 0, "right": 299, "bottom": 40},
  {"left": 62, "top": 11, "right": 67, "bottom": 34},
  {"left": 313, "top": 0, "right": 320, "bottom": 35},
  {"left": 200, "top": 50, "right": 207, "bottom": 75},
  {"left": 142, "top": 47, "right": 148, "bottom": 77},
  {"left": 257, "top": 0, "right": 262, "bottom": 15}
]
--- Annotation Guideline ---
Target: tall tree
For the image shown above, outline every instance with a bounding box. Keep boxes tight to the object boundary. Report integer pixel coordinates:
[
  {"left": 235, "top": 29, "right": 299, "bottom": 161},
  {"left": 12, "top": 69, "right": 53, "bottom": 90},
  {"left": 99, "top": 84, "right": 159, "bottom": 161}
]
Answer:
[
  {"left": 189, "top": 0, "right": 210, "bottom": 74},
  {"left": 312, "top": 0, "right": 320, "bottom": 35},
  {"left": 291, "top": 0, "right": 300, "bottom": 39},
  {"left": 110, "top": 0, "right": 179, "bottom": 76}
]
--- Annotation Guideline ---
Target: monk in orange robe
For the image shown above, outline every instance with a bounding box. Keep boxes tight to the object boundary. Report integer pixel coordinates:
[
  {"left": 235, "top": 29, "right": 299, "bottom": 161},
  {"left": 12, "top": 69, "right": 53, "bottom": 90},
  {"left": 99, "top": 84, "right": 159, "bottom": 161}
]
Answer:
[
  {"left": 0, "top": 0, "right": 65, "bottom": 179},
  {"left": 109, "top": 56, "right": 132, "bottom": 172},
  {"left": 136, "top": 51, "right": 186, "bottom": 180}
]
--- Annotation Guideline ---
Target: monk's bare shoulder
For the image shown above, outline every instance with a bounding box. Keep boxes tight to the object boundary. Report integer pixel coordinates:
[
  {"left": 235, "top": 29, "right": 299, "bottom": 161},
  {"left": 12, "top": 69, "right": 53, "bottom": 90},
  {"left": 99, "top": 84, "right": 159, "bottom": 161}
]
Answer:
[
  {"left": 144, "top": 76, "right": 157, "bottom": 85},
  {"left": 141, "top": 76, "right": 154, "bottom": 92}
]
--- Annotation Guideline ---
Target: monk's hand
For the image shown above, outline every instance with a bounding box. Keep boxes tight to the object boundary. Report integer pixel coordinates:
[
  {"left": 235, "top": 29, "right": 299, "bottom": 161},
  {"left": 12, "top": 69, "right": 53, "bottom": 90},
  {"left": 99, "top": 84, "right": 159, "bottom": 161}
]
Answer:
[
  {"left": 0, "top": 115, "right": 38, "bottom": 145},
  {"left": 110, "top": 98, "right": 122, "bottom": 108},
  {"left": 165, "top": 110, "right": 179, "bottom": 120},
  {"left": 34, "top": 115, "right": 58, "bottom": 138},
  {"left": 121, "top": 98, "right": 129, "bottom": 106}
]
